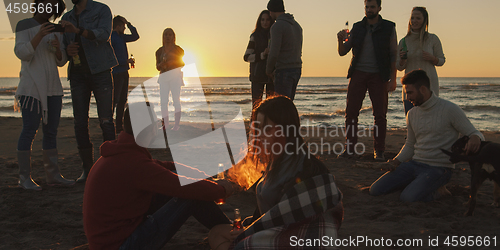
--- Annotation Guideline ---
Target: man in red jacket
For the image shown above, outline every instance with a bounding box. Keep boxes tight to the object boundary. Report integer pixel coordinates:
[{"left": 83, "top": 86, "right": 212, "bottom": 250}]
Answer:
[{"left": 83, "top": 105, "right": 233, "bottom": 250}]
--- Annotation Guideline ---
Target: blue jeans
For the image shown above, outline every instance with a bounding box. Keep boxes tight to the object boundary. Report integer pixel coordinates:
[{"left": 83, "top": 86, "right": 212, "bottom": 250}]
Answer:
[
  {"left": 69, "top": 70, "right": 115, "bottom": 149},
  {"left": 273, "top": 68, "right": 301, "bottom": 100},
  {"left": 404, "top": 99, "right": 414, "bottom": 116},
  {"left": 369, "top": 160, "right": 452, "bottom": 202},
  {"left": 17, "top": 96, "right": 62, "bottom": 151},
  {"left": 119, "top": 198, "right": 230, "bottom": 250}
]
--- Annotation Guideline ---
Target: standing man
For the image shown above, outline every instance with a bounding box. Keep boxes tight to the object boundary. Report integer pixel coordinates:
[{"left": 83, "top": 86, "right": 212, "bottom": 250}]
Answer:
[
  {"left": 370, "top": 70, "right": 483, "bottom": 202},
  {"left": 60, "top": 0, "right": 118, "bottom": 182},
  {"left": 266, "top": 0, "right": 303, "bottom": 100},
  {"left": 111, "top": 15, "right": 139, "bottom": 134},
  {"left": 337, "top": 0, "right": 397, "bottom": 161}
]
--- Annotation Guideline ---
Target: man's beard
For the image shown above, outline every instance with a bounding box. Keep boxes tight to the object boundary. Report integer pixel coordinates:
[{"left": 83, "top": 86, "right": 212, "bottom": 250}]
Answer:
[
  {"left": 411, "top": 92, "right": 425, "bottom": 106},
  {"left": 366, "top": 12, "right": 378, "bottom": 19}
]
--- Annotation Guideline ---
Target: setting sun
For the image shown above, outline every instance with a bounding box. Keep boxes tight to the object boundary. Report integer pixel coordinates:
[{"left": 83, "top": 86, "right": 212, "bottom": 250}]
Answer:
[{"left": 181, "top": 50, "right": 199, "bottom": 78}]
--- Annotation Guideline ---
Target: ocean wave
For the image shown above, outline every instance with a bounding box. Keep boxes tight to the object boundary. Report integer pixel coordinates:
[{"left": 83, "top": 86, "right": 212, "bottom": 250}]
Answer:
[
  {"left": 234, "top": 99, "right": 252, "bottom": 104},
  {"left": 297, "top": 88, "right": 347, "bottom": 94},
  {"left": 334, "top": 109, "right": 345, "bottom": 116},
  {"left": 462, "top": 105, "right": 500, "bottom": 112},
  {"left": 203, "top": 88, "right": 250, "bottom": 95},
  {"left": 0, "top": 106, "right": 14, "bottom": 111},
  {"left": 330, "top": 106, "right": 372, "bottom": 116},
  {"left": 0, "top": 87, "right": 17, "bottom": 95},
  {"left": 301, "top": 113, "right": 336, "bottom": 120},
  {"left": 359, "top": 106, "right": 372, "bottom": 113},
  {"left": 460, "top": 83, "right": 500, "bottom": 90},
  {"left": 318, "top": 97, "right": 338, "bottom": 101}
]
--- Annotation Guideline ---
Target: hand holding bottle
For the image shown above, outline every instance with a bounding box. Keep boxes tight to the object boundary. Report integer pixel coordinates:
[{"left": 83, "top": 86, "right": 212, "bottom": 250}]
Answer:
[
  {"left": 66, "top": 42, "right": 79, "bottom": 56},
  {"left": 129, "top": 54, "right": 135, "bottom": 68}
]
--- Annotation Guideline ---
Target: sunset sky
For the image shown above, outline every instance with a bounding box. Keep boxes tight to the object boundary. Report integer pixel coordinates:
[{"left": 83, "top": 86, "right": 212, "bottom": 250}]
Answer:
[{"left": 0, "top": 0, "right": 499, "bottom": 77}]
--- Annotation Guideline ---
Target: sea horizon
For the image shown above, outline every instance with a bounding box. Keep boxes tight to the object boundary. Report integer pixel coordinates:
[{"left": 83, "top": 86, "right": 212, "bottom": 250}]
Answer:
[{"left": 1, "top": 76, "right": 500, "bottom": 131}]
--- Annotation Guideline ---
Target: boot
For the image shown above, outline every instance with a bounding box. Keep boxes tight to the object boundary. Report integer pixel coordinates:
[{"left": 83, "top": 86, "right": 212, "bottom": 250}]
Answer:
[
  {"left": 172, "top": 112, "right": 181, "bottom": 131},
  {"left": 43, "top": 149, "right": 75, "bottom": 186},
  {"left": 17, "top": 150, "right": 42, "bottom": 191},
  {"left": 76, "top": 147, "right": 94, "bottom": 183}
]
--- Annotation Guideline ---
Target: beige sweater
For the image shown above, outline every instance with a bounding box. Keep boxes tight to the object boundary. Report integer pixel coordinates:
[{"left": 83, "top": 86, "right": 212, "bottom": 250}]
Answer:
[
  {"left": 14, "top": 18, "right": 66, "bottom": 123},
  {"left": 397, "top": 31, "right": 445, "bottom": 97},
  {"left": 396, "top": 94, "right": 484, "bottom": 168}
]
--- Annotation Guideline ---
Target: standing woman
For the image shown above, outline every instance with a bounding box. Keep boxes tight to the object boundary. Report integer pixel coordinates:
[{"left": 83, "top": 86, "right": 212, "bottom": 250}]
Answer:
[
  {"left": 156, "top": 28, "right": 185, "bottom": 131},
  {"left": 397, "top": 7, "right": 445, "bottom": 115},
  {"left": 244, "top": 10, "right": 275, "bottom": 109},
  {"left": 14, "top": 0, "right": 75, "bottom": 190}
]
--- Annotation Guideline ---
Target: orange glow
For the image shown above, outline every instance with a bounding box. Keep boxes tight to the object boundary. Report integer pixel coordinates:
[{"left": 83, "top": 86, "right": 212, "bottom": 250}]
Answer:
[{"left": 226, "top": 154, "right": 266, "bottom": 191}]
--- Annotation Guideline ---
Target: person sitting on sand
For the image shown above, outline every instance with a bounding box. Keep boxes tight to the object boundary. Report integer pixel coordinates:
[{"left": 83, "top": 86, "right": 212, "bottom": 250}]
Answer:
[
  {"left": 83, "top": 103, "right": 234, "bottom": 250},
  {"left": 208, "top": 96, "right": 343, "bottom": 250},
  {"left": 369, "top": 70, "right": 484, "bottom": 202}
]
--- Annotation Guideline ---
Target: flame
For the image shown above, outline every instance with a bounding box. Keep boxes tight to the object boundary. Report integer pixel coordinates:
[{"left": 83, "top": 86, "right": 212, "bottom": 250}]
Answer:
[{"left": 226, "top": 154, "right": 266, "bottom": 190}]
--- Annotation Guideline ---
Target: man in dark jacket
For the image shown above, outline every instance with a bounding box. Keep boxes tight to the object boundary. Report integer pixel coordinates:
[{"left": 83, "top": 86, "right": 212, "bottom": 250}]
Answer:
[
  {"left": 266, "top": 0, "right": 303, "bottom": 100},
  {"left": 111, "top": 15, "right": 139, "bottom": 134},
  {"left": 337, "top": 0, "right": 397, "bottom": 161},
  {"left": 60, "top": 0, "right": 118, "bottom": 182}
]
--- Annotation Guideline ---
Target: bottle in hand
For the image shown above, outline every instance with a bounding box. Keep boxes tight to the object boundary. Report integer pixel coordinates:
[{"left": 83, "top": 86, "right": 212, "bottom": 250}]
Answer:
[
  {"left": 344, "top": 21, "right": 350, "bottom": 42},
  {"left": 401, "top": 38, "right": 408, "bottom": 59},
  {"left": 233, "top": 208, "right": 243, "bottom": 230},
  {"left": 215, "top": 163, "right": 225, "bottom": 205},
  {"left": 73, "top": 55, "right": 81, "bottom": 66},
  {"left": 130, "top": 54, "right": 135, "bottom": 68}
]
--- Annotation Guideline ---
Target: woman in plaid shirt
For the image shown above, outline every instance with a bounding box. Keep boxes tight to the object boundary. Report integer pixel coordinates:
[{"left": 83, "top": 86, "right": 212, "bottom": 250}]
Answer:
[{"left": 209, "top": 96, "right": 343, "bottom": 250}]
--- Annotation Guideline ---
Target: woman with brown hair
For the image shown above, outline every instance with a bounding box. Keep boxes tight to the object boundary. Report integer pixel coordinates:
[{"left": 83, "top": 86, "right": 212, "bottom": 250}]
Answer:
[
  {"left": 244, "top": 10, "right": 275, "bottom": 109},
  {"left": 209, "top": 96, "right": 343, "bottom": 250},
  {"left": 14, "top": 0, "right": 74, "bottom": 190}
]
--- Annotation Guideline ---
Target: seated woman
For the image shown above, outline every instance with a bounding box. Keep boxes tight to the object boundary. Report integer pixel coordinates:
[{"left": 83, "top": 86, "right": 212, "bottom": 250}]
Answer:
[{"left": 209, "top": 96, "right": 343, "bottom": 250}]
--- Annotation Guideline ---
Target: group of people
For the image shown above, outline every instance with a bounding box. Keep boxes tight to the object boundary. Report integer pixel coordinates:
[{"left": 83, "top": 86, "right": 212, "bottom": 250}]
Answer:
[
  {"left": 13, "top": 0, "right": 186, "bottom": 190},
  {"left": 336, "top": 0, "right": 447, "bottom": 163},
  {"left": 244, "top": 0, "right": 303, "bottom": 107},
  {"left": 13, "top": 0, "right": 486, "bottom": 249}
]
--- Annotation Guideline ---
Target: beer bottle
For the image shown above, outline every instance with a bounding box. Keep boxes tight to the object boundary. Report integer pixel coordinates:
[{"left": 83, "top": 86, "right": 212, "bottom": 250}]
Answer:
[
  {"left": 233, "top": 208, "right": 242, "bottom": 230},
  {"left": 130, "top": 54, "right": 135, "bottom": 68}
]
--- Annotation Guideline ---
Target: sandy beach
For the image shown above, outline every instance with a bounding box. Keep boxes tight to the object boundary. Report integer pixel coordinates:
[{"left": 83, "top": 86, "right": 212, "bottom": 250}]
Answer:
[{"left": 1, "top": 117, "right": 500, "bottom": 249}]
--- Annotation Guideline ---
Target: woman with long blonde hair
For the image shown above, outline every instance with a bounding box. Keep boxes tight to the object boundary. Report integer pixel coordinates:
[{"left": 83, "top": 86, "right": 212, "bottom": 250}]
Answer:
[{"left": 397, "top": 7, "right": 446, "bottom": 115}]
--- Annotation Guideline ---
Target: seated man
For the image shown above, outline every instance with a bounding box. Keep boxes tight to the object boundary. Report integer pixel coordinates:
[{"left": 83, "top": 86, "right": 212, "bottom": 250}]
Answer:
[
  {"left": 369, "top": 69, "right": 484, "bottom": 202},
  {"left": 83, "top": 104, "right": 233, "bottom": 250}
]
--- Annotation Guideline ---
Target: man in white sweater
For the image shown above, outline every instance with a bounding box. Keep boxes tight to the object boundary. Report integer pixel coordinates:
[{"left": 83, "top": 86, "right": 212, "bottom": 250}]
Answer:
[{"left": 370, "top": 69, "right": 484, "bottom": 202}]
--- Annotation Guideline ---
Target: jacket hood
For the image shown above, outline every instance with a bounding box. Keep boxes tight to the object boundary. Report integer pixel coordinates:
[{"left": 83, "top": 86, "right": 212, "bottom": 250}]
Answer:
[
  {"left": 99, "top": 132, "right": 151, "bottom": 158},
  {"left": 277, "top": 13, "right": 296, "bottom": 25}
]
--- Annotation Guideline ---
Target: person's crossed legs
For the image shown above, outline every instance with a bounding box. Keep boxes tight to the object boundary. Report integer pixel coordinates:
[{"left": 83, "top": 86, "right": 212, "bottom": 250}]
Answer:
[{"left": 370, "top": 160, "right": 452, "bottom": 202}]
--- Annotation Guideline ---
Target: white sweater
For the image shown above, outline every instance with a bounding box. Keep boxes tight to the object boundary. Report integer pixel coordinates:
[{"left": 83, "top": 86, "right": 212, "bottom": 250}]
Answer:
[
  {"left": 14, "top": 18, "right": 67, "bottom": 123},
  {"left": 397, "top": 31, "right": 445, "bottom": 97},
  {"left": 396, "top": 94, "right": 484, "bottom": 168}
]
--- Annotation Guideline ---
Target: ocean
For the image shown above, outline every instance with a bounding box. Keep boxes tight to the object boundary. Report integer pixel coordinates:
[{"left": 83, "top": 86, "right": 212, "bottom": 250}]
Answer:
[{"left": 1, "top": 77, "right": 499, "bottom": 131}]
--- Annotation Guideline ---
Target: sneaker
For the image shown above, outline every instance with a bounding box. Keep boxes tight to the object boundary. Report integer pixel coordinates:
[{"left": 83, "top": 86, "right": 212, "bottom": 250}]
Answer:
[
  {"left": 374, "top": 150, "right": 385, "bottom": 161},
  {"left": 337, "top": 150, "right": 354, "bottom": 159}
]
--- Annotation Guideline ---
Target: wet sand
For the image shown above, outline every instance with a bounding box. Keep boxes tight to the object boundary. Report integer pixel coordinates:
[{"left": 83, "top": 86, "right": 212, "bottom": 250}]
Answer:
[{"left": 1, "top": 117, "right": 500, "bottom": 249}]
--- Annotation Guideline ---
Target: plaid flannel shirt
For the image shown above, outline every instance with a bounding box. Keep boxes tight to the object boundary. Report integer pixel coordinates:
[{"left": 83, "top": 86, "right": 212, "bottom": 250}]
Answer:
[{"left": 231, "top": 173, "right": 342, "bottom": 249}]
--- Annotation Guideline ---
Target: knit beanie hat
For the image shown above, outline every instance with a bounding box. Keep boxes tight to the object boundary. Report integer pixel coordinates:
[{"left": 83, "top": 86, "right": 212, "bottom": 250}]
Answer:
[{"left": 267, "top": 0, "right": 285, "bottom": 12}]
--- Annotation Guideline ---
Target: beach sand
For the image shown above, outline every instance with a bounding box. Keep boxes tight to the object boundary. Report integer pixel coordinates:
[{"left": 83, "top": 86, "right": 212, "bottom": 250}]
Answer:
[{"left": 1, "top": 117, "right": 500, "bottom": 249}]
